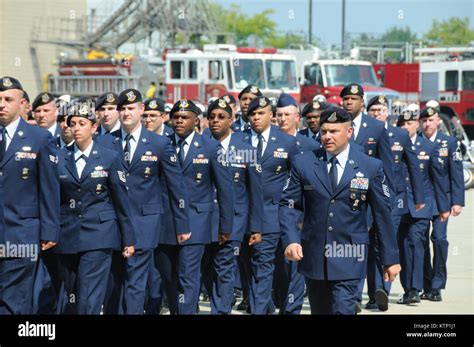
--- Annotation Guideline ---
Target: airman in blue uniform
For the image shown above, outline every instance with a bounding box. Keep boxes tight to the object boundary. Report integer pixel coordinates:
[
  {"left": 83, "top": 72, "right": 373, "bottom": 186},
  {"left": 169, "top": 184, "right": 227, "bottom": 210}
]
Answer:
[
  {"left": 299, "top": 99, "right": 330, "bottom": 143},
  {"left": 0, "top": 77, "right": 59, "bottom": 315},
  {"left": 201, "top": 97, "right": 263, "bottom": 314},
  {"left": 156, "top": 99, "right": 233, "bottom": 314},
  {"left": 280, "top": 107, "right": 401, "bottom": 315},
  {"left": 234, "top": 85, "right": 262, "bottom": 132},
  {"left": 95, "top": 92, "right": 121, "bottom": 135},
  {"left": 364, "top": 96, "right": 426, "bottom": 311},
  {"left": 419, "top": 105, "right": 465, "bottom": 302},
  {"left": 142, "top": 98, "right": 174, "bottom": 137},
  {"left": 273, "top": 93, "right": 319, "bottom": 314},
  {"left": 396, "top": 108, "right": 451, "bottom": 304},
  {"left": 236, "top": 96, "right": 299, "bottom": 314},
  {"left": 97, "top": 89, "right": 190, "bottom": 314},
  {"left": 55, "top": 100, "right": 136, "bottom": 314}
]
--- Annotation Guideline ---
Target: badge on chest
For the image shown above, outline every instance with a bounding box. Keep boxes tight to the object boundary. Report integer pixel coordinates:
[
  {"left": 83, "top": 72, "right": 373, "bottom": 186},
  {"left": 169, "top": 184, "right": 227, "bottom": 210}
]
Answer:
[{"left": 349, "top": 172, "right": 368, "bottom": 211}]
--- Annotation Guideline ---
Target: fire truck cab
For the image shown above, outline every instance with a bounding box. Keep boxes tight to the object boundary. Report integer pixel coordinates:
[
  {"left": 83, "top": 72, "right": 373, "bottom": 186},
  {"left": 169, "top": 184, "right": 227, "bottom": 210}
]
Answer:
[
  {"left": 299, "top": 59, "right": 400, "bottom": 105},
  {"left": 164, "top": 44, "right": 299, "bottom": 104}
]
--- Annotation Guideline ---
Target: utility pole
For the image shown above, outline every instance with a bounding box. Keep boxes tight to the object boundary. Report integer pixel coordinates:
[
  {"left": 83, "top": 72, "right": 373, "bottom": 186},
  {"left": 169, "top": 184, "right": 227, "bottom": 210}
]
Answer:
[
  {"left": 341, "top": 0, "right": 346, "bottom": 52},
  {"left": 308, "top": 0, "right": 312, "bottom": 45}
]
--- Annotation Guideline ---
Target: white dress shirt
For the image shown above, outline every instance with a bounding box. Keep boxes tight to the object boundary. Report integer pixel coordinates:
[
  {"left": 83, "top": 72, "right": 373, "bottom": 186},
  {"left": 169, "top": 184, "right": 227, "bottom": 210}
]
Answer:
[
  {"left": 175, "top": 131, "right": 196, "bottom": 160},
  {"left": 74, "top": 141, "right": 94, "bottom": 178},
  {"left": 121, "top": 125, "right": 142, "bottom": 162},
  {"left": 2, "top": 116, "right": 20, "bottom": 151},
  {"left": 352, "top": 113, "right": 362, "bottom": 140},
  {"left": 251, "top": 126, "right": 271, "bottom": 156}
]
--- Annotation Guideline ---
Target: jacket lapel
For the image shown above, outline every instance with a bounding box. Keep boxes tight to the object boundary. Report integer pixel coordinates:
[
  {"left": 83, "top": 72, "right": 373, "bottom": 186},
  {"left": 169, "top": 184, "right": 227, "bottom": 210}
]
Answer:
[
  {"left": 261, "top": 126, "right": 278, "bottom": 164},
  {"left": 181, "top": 133, "right": 200, "bottom": 172},
  {"left": 0, "top": 119, "right": 28, "bottom": 168},
  {"left": 354, "top": 114, "right": 369, "bottom": 145},
  {"left": 129, "top": 128, "right": 149, "bottom": 170},
  {"left": 80, "top": 142, "right": 101, "bottom": 182},
  {"left": 313, "top": 150, "right": 332, "bottom": 196},
  {"left": 64, "top": 145, "right": 80, "bottom": 183}
]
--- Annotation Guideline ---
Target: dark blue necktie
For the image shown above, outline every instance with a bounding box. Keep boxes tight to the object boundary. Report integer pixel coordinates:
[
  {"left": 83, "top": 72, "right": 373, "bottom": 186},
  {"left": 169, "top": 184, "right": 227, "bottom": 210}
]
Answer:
[
  {"left": 257, "top": 134, "right": 263, "bottom": 161},
  {"left": 178, "top": 139, "right": 186, "bottom": 166},
  {"left": 329, "top": 156, "right": 339, "bottom": 191},
  {"left": 0, "top": 127, "right": 6, "bottom": 162},
  {"left": 124, "top": 134, "right": 132, "bottom": 163}
]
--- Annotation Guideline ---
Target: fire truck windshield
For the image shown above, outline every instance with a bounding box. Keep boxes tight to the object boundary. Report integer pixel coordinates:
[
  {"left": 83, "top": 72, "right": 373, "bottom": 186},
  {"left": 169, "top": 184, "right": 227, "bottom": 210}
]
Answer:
[
  {"left": 265, "top": 60, "right": 298, "bottom": 90},
  {"left": 324, "top": 64, "right": 378, "bottom": 87},
  {"left": 234, "top": 59, "right": 265, "bottom": 90}
]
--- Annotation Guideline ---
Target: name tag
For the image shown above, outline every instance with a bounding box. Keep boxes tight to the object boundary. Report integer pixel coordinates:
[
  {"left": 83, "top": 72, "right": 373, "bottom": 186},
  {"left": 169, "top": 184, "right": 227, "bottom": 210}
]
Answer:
[
  {"left": 418, "top": 154, "right": 430, "bottom": 161},
  {"left": 303, "top": 185, "right": 315, "bottom": 191},
  {"left": 350, "top": 177, "right": 369, "bottom": 190},
  {"left": 91, "top": 170, "right": 108, "bottom": 178},
  {"left": 16, "top": 152, "right": 37, "bottom": 160},
  {"left": 231, "top": 163, "right": 246, "bottom": 169}
]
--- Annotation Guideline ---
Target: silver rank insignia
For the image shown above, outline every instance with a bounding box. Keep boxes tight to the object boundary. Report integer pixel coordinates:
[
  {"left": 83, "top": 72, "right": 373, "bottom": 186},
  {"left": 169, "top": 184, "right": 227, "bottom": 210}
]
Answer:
[
  {"left": 233, "top": 172, "right": 240, "bottom": 183},
  {"left": 96, "top": 184, "right": 103, "bottom": 195},
  {"left": 117, "top": 170, "right": 126, "bottom": 183},
  {"left": 196, "top": 173, "right": 203, "bottom": 183},
  {"left": 275, "top": 165, "right": 282, "bottom": 174},
  {"left": 21, "top": 168, "right": 29, "bottom": 180},
  {"left": 255, "top": 164, "right": 262, "bottom": 173},
  {"left": 144, "top": 167, "right": 151, "bottom": 178}
]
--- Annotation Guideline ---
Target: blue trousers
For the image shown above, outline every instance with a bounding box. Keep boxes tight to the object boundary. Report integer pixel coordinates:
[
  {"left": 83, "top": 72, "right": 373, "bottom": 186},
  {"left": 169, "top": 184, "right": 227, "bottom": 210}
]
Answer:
[
  {"left": 249, "top": 232, "right": 280, "bottom": 315},
  {"left": 306, "top": 278, "right": 360, "bottom": 315},
  {"left": 32, "top": 249, "right": 61, "bottom": 314},
  {"left": 202, "top": 241, "right": 240, "bottom": 314},
  {"left": 398, "top": 214, "right": 428, "bottom": 292},
  {"left": 177, "top": 244, "right": 206, "bottom": 314},
  {"left": 423, "top": 215, "right": 449, "bottom": 291},
  {"left": 273, "top": 239, "right": 304, "bottom": 314},
  {"left": 0, "top": 257, "right": 35, "bottom": 314},
  {"left": 154, "top": 244, "right": 179, "bottom": 315},
  {"left": 124, "top": 249, "right": 154, "bottom": 314},
  {"left": 144, "top": 256, "right": 163, "bottom": 315},
  {"left": 103, "top": 250, "right": 126, "bottom": 314},
  {"left": 59, "top": 249, "right": 113, "bottom": 315}
]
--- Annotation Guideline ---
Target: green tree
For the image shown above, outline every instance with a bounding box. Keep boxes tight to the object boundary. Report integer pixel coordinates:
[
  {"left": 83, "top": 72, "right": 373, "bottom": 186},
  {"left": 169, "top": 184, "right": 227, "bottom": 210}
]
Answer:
[
  {"left": 424, "top": 17, "right": 474, "bottom": 45},
  {"left": 381, "top": 26, "right": 417, "bottom": 43}
]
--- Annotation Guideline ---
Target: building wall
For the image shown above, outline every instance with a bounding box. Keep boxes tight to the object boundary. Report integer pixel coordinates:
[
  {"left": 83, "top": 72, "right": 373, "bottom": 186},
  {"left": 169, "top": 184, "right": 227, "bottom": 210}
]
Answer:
[{"left": 0, "top": 0, "right": 87, "bottom": 97}]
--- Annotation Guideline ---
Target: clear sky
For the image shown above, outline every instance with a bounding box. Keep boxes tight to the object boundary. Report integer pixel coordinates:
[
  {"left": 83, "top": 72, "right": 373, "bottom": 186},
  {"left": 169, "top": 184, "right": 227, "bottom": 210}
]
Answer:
[{"left": 88, "top": 0, "right": 474, "bottom": 47}]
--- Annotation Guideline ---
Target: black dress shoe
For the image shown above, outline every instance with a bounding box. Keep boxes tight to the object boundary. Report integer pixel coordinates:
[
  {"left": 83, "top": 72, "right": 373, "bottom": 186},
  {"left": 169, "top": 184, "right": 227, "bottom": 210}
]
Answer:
[
  {"left": 237, "top": 299, "right": 248, "bottom": 311},
  {"left": 397, "top": 293, "right": 410, "bottom": 304},
  {"left": 365, "top": 299, "right": 378, "bottom": 310},
  {"left": 427, "top": 290, "right": 442, "bottom": 302},
  {"left": 407, "top": 289, "right": 420, "bottom": 304},
  {"left": 420, "top": 292, "right": 430, "bottom": 300},
  {"left": 374, "top": 289, "right": 389, "bottom": 311}
]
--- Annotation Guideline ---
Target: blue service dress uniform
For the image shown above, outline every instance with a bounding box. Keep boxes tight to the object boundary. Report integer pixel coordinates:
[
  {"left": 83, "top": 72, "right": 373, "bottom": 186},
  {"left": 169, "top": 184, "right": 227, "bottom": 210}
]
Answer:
[
  {"left": 273, "top": 131, "right": 320, "bottom": 314},
  {"left": 156, "top": 131, "right": 234, "bottom": 314},
  {"left": 0, "top": 118, "right": 60, "bottom": 315},
  {"left": 202, "top": 133, "right": 263, "bottom": 314},
  {"left": 96, "top": 127, "right": 190, "bottom": 314},
  {"left": 279, "top": 145, "right": 399, "bottom": 314},
  {"left": 366, "top": 125, "right": 426, "bottom": 304},
  {"left": 422, "top": 131, "right": 465, "bottom": 294},
  {"left": 55, "top": 142, "right": 136, "bottom": 314},
  {"left": 237, "top": 125, "right": 299, "bottom": 314},
  {"left": 398, "top": 135, "right": 449, "bottom": 298}
]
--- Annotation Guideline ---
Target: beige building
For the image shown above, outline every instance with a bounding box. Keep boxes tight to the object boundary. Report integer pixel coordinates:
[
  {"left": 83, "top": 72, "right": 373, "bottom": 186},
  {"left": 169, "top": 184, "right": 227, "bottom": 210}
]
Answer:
[{"left": 0, "top": 0, "right": 87, "bottom": 97}]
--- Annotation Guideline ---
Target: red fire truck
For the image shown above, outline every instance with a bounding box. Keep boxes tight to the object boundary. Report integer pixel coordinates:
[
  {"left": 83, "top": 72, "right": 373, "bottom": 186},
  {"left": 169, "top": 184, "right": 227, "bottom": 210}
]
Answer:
[
  {"left": 373, "top": 46, "right": 474, "bottom": 138},
  {"left": 164, "top": 44, "right": 299, "bottom": 104}
]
